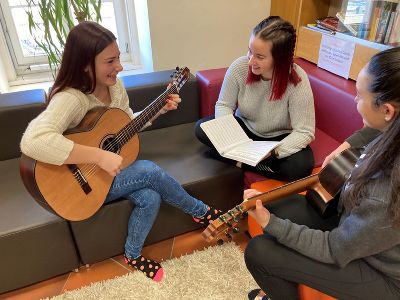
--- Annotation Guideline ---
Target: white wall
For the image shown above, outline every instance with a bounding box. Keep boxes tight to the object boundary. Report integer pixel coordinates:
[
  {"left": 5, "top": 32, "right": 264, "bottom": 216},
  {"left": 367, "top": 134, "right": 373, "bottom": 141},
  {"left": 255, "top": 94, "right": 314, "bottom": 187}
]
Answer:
[{"left": 147, "top": 0, "right": 270, "bottom": 73}]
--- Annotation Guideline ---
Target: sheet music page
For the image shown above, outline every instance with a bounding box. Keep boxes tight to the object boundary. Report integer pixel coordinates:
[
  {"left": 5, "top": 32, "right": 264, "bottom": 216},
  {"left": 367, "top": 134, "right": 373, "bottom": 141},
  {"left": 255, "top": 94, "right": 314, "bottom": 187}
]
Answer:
[
  {"left": 225, "top": 141, "right": 280, "bottom": 166},
  {"left": 200, "top": 115, "right": 251, "bottom": 154},
  {"left": 200, "top": 115, "right": 280, "bottom": 166}
]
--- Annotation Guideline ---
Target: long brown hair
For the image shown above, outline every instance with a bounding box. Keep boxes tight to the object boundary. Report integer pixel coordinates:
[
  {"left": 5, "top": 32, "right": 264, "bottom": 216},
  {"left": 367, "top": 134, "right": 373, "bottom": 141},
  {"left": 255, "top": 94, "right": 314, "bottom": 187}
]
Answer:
[
  {"left": 246, "top": 16, "right": 300, "bottom": 100},
  {"left": 342, "top": 47, "right": 400, "bottom": 226},
  {"left": 48, "top": 21, "right": 116, "bottom": 102}
]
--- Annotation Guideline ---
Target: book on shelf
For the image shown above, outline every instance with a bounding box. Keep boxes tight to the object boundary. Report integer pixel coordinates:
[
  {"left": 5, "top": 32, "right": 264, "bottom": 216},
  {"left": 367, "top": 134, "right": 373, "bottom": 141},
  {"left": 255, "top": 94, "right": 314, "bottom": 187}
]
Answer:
[
  {"left": 368, "top": 1, "right": 383, "bottom": 41},
  {"left": 306, "top": 23, "right": 336, "bottom": 34},
  {"left": 388, "top": 3, "right": 400, "bottom": 44},
  {"left": 375, "top": 1, "right": 397, "bottom": 43},
  {"left": 316, "top": 16, "right": 348, "bottom": 33},
  {"left": 200, "top": 114, "right": 280, "bottom": 167},
  {"left": 384, "top": 10, "right": 397, "bottom": 44}
]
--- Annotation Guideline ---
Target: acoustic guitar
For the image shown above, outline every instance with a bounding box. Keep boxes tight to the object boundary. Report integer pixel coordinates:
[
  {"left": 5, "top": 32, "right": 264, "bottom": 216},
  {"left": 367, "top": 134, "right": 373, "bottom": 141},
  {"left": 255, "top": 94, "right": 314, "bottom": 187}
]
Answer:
[
  {"left": 20, "top": 67, "right": 190, "bottom": 221},
  {"left": 202, "top": 148, "right": 360, "bottom": 243}
]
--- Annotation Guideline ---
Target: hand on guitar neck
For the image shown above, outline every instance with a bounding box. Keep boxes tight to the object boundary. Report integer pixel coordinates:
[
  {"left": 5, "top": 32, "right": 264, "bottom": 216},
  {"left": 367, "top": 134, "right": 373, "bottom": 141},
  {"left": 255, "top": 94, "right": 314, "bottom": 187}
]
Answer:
[{"left": 245, "top": 190, "right": 270, "bottom": 229}]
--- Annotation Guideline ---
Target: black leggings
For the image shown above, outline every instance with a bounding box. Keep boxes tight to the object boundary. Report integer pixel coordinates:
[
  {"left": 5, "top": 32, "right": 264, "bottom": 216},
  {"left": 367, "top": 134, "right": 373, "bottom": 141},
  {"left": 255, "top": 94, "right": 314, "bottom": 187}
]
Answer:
[
  {"left": 195, "top": 115, "right": 314, "bottom": 181},
  {"left": 244, "top": 194, "right": 400, "bottom": 300}
]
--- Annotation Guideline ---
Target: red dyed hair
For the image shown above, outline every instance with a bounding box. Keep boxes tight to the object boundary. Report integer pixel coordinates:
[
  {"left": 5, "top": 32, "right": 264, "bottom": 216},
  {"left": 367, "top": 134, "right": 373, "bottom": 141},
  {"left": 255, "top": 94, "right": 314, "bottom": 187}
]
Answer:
[{"left": 246, "top": 16, "right": 301, "bottom": 100}]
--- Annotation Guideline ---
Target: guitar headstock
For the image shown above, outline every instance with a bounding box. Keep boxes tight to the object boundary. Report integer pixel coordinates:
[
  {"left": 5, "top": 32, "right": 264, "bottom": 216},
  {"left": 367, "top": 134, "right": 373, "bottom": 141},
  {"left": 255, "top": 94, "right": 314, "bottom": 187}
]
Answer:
[
  {"left": 201, "top": 204, "right": 248, "bottom": 244},
  {"left": 170, "top": 66, "right": 190, "bottom": 93}
]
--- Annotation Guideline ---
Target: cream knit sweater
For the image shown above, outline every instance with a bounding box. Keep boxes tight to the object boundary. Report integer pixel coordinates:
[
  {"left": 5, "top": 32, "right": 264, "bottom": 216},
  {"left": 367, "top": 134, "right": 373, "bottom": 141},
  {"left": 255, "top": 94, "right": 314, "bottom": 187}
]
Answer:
[
  {"left": 215, "top": 56, "right": 315, "bottom": 158},
  {"left": 20, "top": 79, "right": 135, "bottom": 165}
]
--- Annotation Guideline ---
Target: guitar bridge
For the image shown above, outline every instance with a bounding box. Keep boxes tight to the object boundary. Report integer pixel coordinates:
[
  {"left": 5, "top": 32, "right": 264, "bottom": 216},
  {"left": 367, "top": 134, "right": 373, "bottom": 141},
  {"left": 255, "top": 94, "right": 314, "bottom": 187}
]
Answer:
[{"left": 67, "top": 164, "right": 92, "bottom": 195}]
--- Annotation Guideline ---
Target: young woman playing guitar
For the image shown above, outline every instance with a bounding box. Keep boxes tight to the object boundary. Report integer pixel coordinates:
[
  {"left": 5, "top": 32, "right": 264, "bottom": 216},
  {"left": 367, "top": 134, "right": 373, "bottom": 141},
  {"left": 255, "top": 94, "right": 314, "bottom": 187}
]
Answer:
[
  {"left": 20, "top": 22, "right": 222, "bottom": 282},
  {"left": 245, "top": 47, "right": 400, "bottom": 299}
]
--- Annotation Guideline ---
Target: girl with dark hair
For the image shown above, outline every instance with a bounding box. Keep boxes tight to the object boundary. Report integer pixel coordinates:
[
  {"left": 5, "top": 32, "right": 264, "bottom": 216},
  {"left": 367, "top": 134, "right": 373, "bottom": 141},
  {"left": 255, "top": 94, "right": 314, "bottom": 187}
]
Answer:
[
  {"left": 21, "top": 21, "right": 222, "bottom": 282},
  {"left": 195, "top": 16, "right": 315, "bottom": 181},
  {"left": 244, "top": 47, "right": 400, "bottom": 300}
]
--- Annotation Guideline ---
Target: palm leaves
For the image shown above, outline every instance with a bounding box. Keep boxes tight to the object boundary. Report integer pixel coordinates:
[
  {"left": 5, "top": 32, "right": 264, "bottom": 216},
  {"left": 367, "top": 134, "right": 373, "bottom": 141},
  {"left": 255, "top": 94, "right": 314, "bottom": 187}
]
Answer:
[{"left": 25, "top": 0, "right": 102, "bottom": 78}]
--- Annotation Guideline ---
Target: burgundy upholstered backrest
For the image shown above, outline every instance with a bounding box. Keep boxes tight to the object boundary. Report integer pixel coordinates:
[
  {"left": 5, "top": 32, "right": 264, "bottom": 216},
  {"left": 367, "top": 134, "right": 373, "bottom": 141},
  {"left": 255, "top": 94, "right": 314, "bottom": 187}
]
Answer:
[{"left": 294, "top": 58, "right": 363, "bottom": 143}]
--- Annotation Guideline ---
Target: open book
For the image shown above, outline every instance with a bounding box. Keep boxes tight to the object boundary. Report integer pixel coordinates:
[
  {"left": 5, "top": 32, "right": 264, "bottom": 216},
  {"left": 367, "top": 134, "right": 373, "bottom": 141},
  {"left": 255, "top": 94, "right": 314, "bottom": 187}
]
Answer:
[{"left": 200, "top": 114, "right": 280, "bottom": 166}]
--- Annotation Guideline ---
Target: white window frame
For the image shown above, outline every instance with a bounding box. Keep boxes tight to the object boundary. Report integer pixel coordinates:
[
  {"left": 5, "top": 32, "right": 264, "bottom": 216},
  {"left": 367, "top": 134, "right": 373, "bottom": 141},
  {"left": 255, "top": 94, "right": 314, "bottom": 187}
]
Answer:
[{"left": 0, "top": 0, "right": 144, "bottom": 87}]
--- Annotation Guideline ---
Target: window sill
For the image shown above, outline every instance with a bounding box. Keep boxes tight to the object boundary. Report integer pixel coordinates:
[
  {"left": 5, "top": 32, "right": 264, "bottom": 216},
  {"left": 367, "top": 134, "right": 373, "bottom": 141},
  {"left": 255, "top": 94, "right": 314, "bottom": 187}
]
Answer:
[
  {"left": 7, "top": 64, "right": 150, "bottom": 93},
  {"left": 8, "top": 80, "right": 53, "bottom": 93}
]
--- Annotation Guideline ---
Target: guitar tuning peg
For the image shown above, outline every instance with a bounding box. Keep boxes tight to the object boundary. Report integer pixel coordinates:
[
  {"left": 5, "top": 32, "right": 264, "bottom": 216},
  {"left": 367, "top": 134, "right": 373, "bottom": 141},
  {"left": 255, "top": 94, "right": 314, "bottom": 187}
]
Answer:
[
  {"left": 241, "top": 211, "right": 248, "bottom": 219},
  {"left": 232, "top": 227, "right": 240, "bottom": 234},
  {"left": 217, "top": 239, "right": 224, "bottom": 245}
]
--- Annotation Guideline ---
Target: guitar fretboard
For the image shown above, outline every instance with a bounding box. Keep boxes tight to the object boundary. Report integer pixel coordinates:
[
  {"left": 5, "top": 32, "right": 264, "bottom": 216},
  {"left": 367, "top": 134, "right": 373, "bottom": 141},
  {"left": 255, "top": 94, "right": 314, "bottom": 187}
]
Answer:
[{"left": 117, "top": 85, "right": 179, "bottom": 146}]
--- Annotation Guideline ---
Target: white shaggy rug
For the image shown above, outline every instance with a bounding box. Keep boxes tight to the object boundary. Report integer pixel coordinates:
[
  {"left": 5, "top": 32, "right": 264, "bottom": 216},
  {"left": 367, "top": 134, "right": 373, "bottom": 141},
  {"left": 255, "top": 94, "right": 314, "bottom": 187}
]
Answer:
[{"left": 46, "top": 243, "right": 257, "bottom": 300}]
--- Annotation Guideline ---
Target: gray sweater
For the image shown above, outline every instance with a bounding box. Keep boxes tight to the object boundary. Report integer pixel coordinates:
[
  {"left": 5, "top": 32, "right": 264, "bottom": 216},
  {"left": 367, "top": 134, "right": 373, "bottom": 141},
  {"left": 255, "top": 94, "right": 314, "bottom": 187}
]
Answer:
[
  {"left": 264, "top": 149, "right": 400, "bottom": 281},
  {"left": 215, "top": 56, "right": 315, "bottom": 158}
]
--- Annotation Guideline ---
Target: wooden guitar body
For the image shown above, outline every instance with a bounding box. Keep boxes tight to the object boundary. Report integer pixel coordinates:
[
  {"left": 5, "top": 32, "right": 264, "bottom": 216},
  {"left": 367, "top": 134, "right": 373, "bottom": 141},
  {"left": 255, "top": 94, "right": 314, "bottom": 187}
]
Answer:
[
  {"left": 305, "top": 148, "right": 359, "bottom": 217},
  {"left": 20, "top": 108, "right": 139, "bottom": 221}
]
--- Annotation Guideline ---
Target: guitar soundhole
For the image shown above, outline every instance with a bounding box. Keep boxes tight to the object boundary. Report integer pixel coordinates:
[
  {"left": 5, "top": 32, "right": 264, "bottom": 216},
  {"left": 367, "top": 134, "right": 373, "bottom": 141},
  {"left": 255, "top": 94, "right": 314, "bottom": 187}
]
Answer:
[{"left": 101, "top": 135, "right": 121, "bottom": 154}]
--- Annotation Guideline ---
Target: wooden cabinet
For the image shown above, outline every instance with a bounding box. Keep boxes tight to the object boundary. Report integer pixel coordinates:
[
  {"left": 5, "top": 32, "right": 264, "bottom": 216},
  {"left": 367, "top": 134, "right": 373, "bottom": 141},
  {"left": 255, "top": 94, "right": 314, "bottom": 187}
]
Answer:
[
  {"left": 271, "top": 0, "right": 331, "bottom": 30},
  {"left": 295, "top": 26, "right": 382, "bottom": 80},
  {"left": 271, "top": 0, "right": 391, "bottom": 80}
]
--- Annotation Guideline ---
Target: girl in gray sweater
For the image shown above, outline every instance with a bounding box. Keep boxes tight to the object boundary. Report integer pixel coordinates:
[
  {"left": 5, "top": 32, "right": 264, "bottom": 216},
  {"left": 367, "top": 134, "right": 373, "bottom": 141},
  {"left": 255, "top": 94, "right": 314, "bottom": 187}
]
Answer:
[
  {"left": 195, "top": 16, "right": 315, "bottom": 182},
  {"left": 245, "top": 47, "right": 400, "bottom": 299}
]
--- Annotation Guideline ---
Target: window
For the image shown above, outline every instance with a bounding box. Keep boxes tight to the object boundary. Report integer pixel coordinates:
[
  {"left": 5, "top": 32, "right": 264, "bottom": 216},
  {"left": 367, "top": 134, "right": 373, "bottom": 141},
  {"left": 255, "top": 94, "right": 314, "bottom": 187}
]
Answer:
[{"left": 0, "top": 0, "right": 141, "bottom": 82}]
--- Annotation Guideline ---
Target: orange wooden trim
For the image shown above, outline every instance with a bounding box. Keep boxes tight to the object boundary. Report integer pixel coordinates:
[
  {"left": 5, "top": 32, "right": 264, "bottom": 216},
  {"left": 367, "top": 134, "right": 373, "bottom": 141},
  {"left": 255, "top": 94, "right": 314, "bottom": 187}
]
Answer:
[{"left": 298, "top": 284, "right": 337, "bottom": 300}]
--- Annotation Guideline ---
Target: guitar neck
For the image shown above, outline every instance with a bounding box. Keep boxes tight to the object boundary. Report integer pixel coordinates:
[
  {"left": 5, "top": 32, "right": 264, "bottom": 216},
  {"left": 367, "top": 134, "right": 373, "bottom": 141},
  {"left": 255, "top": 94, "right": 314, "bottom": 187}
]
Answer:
[
  {"left": 202, "top": 149, "right": 359, "bottom": 242},
  {"left": 117, "top": 85, "right": 178, "bottom": 146},
  {"left": 241, "top": 174, "right": 319, "bottom": 211}
]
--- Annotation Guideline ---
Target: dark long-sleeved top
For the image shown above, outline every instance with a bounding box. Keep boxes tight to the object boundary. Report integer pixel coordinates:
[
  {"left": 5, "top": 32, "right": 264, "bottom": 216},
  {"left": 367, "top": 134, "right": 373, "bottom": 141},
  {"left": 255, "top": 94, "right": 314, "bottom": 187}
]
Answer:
[
  {"left": 346, "top": 126, "right": 381, "bottom": 149},
  {"left": 264, "top": 144, "right": 400, "bottom": 281}
]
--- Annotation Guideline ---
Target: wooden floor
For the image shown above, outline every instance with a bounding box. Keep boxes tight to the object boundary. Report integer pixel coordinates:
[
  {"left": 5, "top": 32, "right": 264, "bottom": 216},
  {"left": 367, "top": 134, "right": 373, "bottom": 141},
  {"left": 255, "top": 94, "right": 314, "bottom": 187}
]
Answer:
[{"left": 0, "top": 227, "right": 251, "bottom": 300}]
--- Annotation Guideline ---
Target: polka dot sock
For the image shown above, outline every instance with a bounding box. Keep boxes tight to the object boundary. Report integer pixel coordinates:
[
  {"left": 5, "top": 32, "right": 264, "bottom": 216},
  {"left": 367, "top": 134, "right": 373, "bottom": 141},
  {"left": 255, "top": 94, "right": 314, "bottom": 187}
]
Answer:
[
  {"left": 124, "top": 254, "right": 164, "bottom": 282},
  {"left": 193, "top": 206, "right": 223, "bottom": 225}
]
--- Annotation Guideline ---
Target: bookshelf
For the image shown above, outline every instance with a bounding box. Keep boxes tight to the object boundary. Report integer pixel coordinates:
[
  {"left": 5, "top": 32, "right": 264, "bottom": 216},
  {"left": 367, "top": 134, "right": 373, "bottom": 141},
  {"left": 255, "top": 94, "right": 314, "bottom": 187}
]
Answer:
[
  {"left": 337, "top": 0, "right": 400, "bottom": 44},
  {"left": 271, "top": 0, "right": 399, "bottom": 80}
]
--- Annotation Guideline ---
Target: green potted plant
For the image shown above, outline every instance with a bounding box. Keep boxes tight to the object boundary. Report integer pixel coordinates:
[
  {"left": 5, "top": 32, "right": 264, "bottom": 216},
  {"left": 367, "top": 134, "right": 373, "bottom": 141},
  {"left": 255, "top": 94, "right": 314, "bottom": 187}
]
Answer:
[{"left": 25, "top": 0, "right": 102, "bottom": 78}]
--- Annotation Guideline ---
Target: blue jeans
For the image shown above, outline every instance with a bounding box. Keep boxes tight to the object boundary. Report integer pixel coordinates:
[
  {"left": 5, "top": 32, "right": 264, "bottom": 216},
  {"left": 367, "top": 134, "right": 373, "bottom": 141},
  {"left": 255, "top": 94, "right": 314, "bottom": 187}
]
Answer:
[{"left": 104, "top": 160, "right": 208, "bottom": 259}]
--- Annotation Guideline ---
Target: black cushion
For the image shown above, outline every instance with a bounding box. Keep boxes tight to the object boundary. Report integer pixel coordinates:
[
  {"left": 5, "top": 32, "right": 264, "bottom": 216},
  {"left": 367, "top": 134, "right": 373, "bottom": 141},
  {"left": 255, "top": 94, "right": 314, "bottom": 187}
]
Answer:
[
  {"left": 0, "top": 89, "right": 46, "bottom": 161},
  {"left": 0, "top": 158, "right": 80, "bottom": 293}
]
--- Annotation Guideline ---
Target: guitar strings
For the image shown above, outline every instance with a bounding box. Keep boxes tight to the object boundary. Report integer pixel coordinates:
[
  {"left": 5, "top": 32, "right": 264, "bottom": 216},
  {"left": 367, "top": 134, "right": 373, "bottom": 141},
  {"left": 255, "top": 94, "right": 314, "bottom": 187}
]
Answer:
[
  {"left": 80, "top": 86, "right": 172, "bottom": 178},
  {"left": 78, "top": 91, "right": 167, "bottom": 179},
  {"left": 77, "top": 81, "right": 182, "bottom": 181}
]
